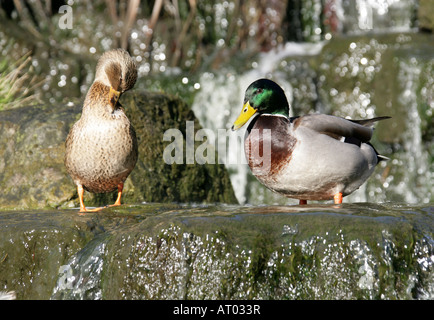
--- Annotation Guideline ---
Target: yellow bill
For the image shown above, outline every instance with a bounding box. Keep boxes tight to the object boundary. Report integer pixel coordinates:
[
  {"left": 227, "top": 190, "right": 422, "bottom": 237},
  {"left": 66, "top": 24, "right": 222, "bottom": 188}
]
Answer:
[
  {"left": 231, "top": 101, "right": 257, "bottom": 131},
  {"left": 109, "top": 86, "right": 121, "bottom": 106}
]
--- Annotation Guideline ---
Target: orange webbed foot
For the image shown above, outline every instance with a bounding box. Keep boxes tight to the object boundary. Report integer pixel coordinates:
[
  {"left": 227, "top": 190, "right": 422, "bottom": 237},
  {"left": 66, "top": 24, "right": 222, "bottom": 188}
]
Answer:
[
  {"left": 108, "top": 182, "right": 123, "bottom": 208},
  {"left": 79, "top": 206, "right": 106, "bottom": 214},
  {"left": 77, "top": 184, "right": 107, "bottom": 214},
  {"left": 76, "top": 183, "right": 124, "bottom": 214}
]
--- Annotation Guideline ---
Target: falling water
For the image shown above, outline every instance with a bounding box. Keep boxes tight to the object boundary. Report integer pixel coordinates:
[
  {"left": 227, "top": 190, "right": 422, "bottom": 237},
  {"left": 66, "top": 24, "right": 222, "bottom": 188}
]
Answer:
[
  {"left": 392, "top": 58, "right": 432, "bottom": 203},
  {"left": 337, "top": 0, "right": 417, "bottom": 34}
]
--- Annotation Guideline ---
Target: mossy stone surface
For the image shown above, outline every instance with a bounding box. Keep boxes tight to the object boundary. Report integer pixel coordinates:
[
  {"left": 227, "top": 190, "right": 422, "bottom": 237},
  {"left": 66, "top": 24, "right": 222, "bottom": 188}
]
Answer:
[{"left": 0, "top": 203, "right": 432, "bottom": 300}]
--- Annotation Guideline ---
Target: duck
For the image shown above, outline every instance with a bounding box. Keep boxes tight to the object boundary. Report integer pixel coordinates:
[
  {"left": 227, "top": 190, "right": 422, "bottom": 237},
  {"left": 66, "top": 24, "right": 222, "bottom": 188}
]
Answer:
[
  {"left": 231, "top": 78, "right": 390, "bottom": 205},
  {"left": 64, "top": 48, "right": 138, "bottom": 213}
]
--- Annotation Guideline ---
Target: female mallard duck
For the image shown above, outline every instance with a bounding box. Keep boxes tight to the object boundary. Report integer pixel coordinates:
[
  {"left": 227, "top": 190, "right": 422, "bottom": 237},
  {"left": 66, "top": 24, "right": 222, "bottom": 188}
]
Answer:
[
  {"left": 232, "top": 78, "right": 390, "bottom": 205},
  {"left": 65, "top": 48, "right": 138, "bottom": 213}
]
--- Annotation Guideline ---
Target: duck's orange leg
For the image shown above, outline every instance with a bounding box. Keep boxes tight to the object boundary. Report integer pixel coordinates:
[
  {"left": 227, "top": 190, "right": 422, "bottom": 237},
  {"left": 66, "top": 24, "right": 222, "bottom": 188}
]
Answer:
[
  {"left": 78, "top": 184, "right": 86, "bottom": 212},
  {"left": 334, "top": 192, "right": 343, "bottom": 204},
  {"left": 109, "top": 182, "right": 123, "bottom": 207},
  {"left": 77, "top": 184, "right": 104, "bottom": 213},
  {"left": 299, "top": 200, "right": 307, "bottom": 205}
]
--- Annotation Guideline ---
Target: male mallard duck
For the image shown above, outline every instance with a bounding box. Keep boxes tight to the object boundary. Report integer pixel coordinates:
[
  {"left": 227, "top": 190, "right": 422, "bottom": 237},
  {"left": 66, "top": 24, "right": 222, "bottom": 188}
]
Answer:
[
  {"left": 65, "top": 48, "right": 138, "bottom": 213},
  {"left": 232, "top": 78, "right": 390, "bottom": 205}
]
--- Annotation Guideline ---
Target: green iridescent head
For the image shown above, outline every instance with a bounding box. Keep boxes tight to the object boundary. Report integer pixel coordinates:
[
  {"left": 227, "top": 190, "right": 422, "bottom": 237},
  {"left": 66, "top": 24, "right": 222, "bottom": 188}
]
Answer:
[{"left": 232, "top": 78, "right": 290, "bottom": 130}]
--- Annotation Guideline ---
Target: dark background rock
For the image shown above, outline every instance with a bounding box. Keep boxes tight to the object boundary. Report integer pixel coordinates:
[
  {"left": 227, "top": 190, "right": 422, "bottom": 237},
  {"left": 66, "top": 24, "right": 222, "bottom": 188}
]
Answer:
[
  {"left": 124, "top": 91, "right": 237, "bottom": 205},
  {"left": 419, "top": 0, "right": 434, "bottom": 32},
  {"left": 0, "top": 91, "right": 237, "bottom": 210}
]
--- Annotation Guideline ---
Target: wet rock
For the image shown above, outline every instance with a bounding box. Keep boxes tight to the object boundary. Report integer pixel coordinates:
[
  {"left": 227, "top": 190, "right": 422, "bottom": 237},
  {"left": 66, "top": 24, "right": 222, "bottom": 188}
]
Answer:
[
  {"left": 0, "top": 91, "right": 237, "bottom": 210},
  {"left": 0, "top": 203, "right": 432, "bottom": 300},
  {"left": 0, "top": 103, "right": 77, "bottom": 209}
]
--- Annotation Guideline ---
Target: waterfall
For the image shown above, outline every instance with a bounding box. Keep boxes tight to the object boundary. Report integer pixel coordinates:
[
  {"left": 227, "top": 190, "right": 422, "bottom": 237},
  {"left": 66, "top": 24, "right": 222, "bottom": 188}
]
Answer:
[
  {"left": 338, "top": 0, "right": 417, "bottom": 34},
  {"left": 394, "top": 59, "right": 432, "bottom": 203}
]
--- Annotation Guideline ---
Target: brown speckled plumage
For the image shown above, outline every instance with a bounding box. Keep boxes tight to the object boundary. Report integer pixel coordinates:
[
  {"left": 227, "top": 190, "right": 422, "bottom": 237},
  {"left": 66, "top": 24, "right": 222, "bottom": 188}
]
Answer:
[{"left": 64, "top": 49, "right": 138, "bottom": 212}]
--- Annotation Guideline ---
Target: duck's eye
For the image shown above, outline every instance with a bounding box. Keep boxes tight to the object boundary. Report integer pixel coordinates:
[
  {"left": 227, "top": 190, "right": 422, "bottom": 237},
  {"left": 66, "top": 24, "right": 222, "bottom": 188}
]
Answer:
[{"left": 256, "top": 88, "right": 263, "bottom": 94}]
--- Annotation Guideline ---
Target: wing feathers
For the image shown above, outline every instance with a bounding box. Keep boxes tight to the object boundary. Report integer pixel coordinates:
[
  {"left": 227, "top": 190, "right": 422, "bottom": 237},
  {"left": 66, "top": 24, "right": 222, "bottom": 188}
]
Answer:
[{"left": 295, "top": 114, "right": 390, "bottom": 142}]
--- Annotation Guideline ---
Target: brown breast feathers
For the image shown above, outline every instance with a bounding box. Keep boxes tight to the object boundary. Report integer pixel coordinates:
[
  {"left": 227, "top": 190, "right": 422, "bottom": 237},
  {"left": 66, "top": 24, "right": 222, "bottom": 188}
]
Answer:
[{"left": 245, "top": 115, "right": 297, "bottom": 179}]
